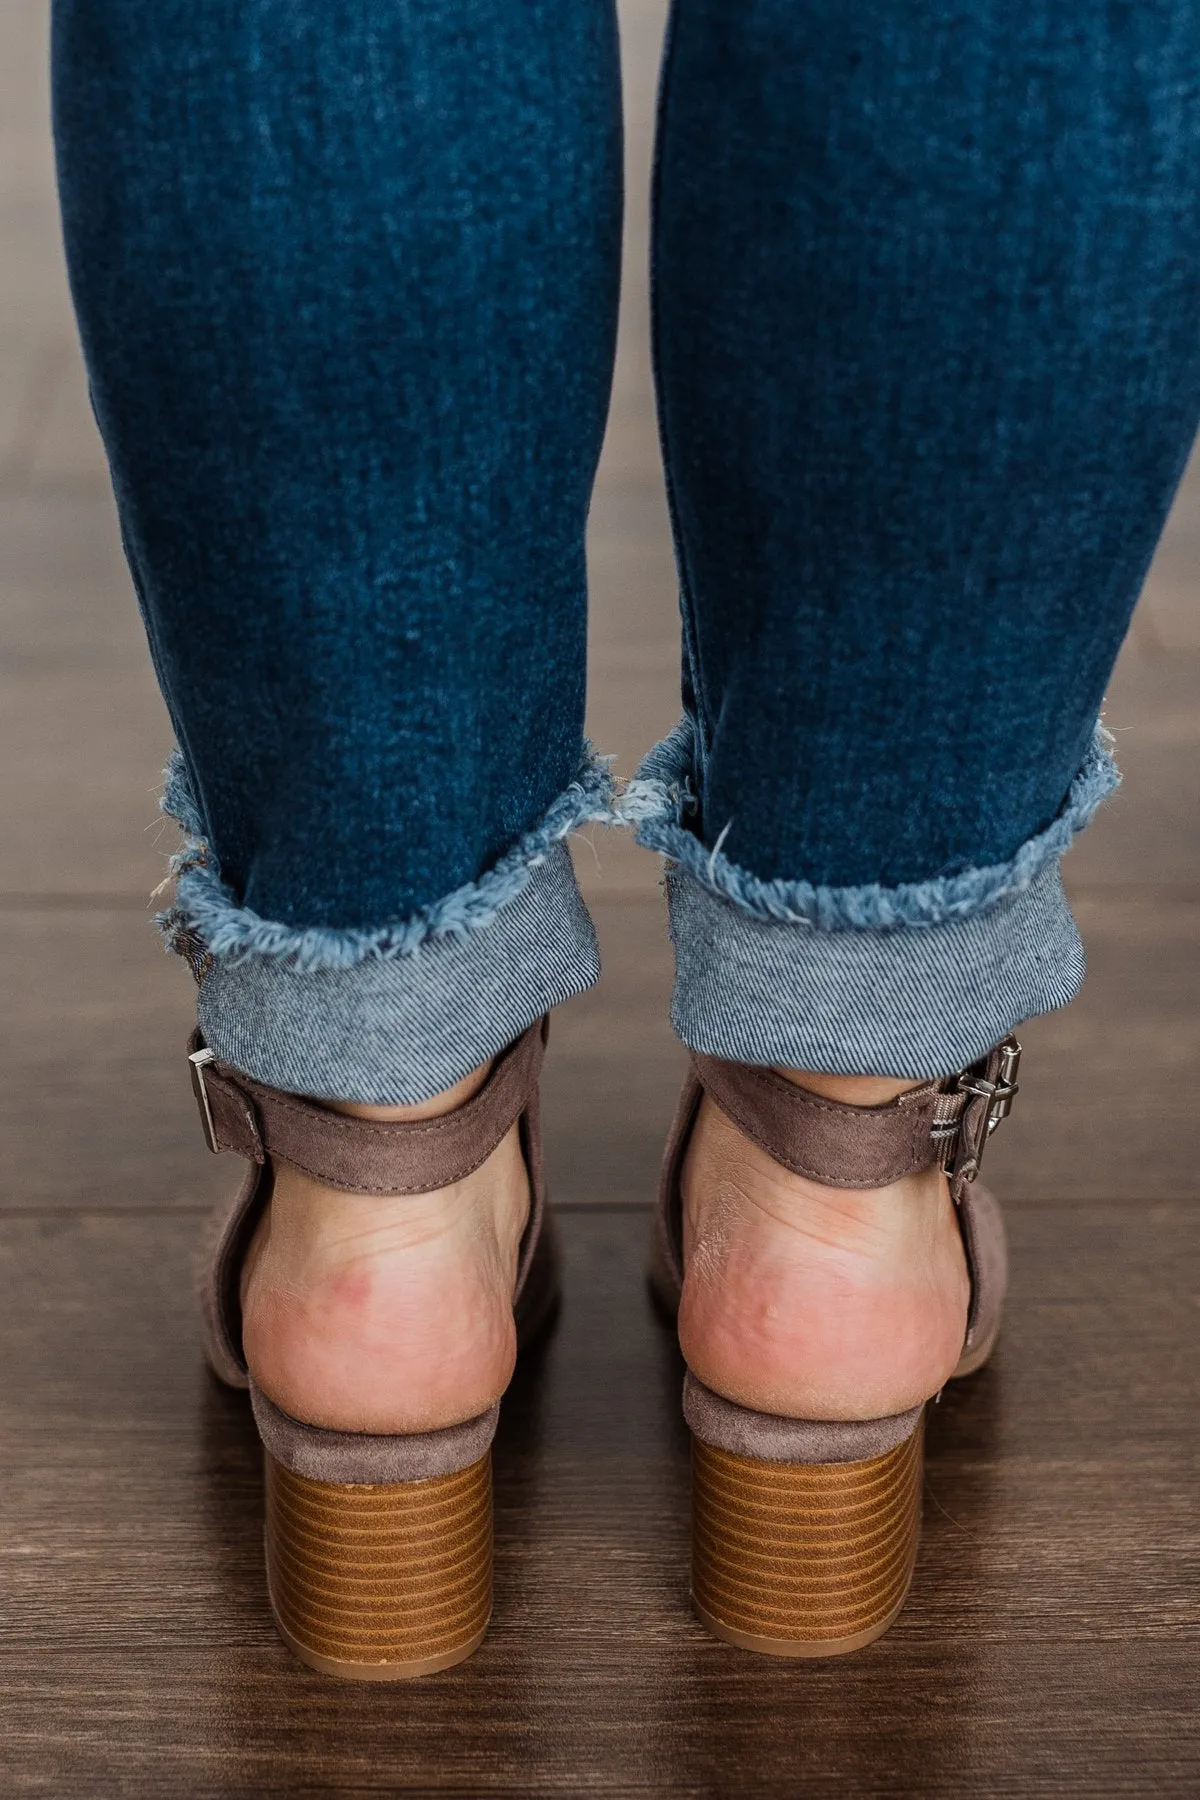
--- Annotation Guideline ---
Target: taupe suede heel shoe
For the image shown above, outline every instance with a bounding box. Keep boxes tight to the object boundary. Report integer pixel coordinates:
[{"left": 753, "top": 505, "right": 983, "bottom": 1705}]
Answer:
[
  {"left": 651, "top": 1038, "right": 1019, "bottom": 1658},
  {"left": 190, "top": 1017, "right": 557, "bottom": 1680}
]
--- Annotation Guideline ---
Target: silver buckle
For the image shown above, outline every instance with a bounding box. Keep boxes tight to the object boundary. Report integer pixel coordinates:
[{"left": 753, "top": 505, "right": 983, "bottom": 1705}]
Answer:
[
  {"left": 188, "top": 1046, "right": 220, "bottom": 1154},
  {"left": 938, "top": 1036, "right": 1021, "bottom": 1188}
]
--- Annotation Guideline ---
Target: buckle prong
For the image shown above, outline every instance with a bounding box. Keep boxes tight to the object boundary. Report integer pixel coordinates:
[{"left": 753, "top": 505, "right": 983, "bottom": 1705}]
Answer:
[{"left": 188, "top": 1046, "right": 220, "bottom": 1154}]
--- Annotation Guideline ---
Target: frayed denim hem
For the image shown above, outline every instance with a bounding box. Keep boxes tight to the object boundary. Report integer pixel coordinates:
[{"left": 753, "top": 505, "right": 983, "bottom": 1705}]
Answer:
[
  {"left": 621, "top": 715, "right": 1117, "bottom": 932},
  {"left": 623, "top": 714, "right": 1112, "bottom": 1076},
  {"left": 195, "top": 846, "right": 600, "bottom": 1103},
  {"left": 159, "top": 744, "right": 616, "bottom": 973},
  {"left": 156, "top": 748, "right": 610, "bottom": 1103}
]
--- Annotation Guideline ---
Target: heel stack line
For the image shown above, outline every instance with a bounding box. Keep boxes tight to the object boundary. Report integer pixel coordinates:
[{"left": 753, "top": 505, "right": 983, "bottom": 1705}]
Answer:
[
  {"left": 691, "top": 1415, "right": 924, "bottom": 1657},
  {"left": 264, "top": 1452, "right": 493, "bottom": 1679}
]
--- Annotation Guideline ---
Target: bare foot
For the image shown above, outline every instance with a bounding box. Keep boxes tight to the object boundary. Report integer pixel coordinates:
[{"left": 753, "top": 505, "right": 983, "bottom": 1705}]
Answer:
[
  {"left": 678, "top": 1070, "right": 970, "bottom": 1420},
  {"left": 239, "top": 1062, "right": 530, "bottom": 1435}
]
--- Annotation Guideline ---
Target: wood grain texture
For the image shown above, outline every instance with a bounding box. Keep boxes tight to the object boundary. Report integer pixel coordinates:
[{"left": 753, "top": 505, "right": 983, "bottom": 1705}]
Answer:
[
  {"left": 1, "top": 1203, "right": 1197, "bottom": 1796},
  {"left": 265, "top": 1455, "right": 493, "bottom": 1678},
  {"left": 0, "top": 909, "right": 228, "bottom": 1213},
  {"left": 691, "top": 1424, "right": 923, "bottom": 1655},
  {"left": 1065, "top": 645, "right": 1200, "bottom": 891}
]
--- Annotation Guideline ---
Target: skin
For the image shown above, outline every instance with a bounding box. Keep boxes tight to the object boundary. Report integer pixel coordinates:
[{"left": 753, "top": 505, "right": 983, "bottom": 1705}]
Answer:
[
  {"left": 241, "top": 1063, "right": 968, "bottom": 1434},
  {"left": 240, "top": 1061, "right": 530, "bottom": 1435},
  {"left": 678, "top": 1071, "right": 970, "bottom": 1420}
]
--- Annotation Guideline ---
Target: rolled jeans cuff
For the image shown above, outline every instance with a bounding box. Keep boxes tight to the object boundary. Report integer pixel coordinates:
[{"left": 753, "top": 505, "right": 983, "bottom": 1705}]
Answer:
[
  {"left": 628, "top": 717, "right": 1117, "bottom": 1078},
  {"left": 159, "top": 752, "right": 608, "bottom": 1104},
  {"left": 665, "top": 860, "right": 1083, "bottom": 1076}
]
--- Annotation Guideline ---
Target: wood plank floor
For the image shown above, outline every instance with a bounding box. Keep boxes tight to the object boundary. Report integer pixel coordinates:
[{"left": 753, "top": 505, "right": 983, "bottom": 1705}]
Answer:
[
  {"left": 3, "top": 1205, "right": 1198, "bottom": 1797},
  {"left": 2, "top": 0, "right": 1198, "bottom": 1793}
]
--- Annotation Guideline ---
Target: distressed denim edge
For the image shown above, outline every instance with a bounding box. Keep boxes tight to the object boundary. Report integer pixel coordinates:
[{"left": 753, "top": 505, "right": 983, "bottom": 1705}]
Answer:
[
  {"left": 157, "top": 744, "right": 617, "bottom": 975},
  {"left": 619, "top": 715, "right": 1117, "bottom": 932},
  {"left": 195, "top": 848, "right": 601, "bottom": 1103}
]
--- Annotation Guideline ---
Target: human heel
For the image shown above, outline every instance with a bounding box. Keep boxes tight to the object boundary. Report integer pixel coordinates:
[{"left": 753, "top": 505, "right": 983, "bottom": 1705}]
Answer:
[
  {"left": 652, "top": 1038, "right": 1018, "bottom": 1656},
  {"left": 192, "top": 1017, "right": 556, "bottom": 1678},
  {"left": 687, "top": 1379, "right": 924, "bottom": 1657}
]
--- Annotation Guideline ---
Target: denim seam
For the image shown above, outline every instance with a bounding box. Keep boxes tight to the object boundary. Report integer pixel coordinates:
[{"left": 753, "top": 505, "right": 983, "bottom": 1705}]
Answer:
[
  {"left": 619, "top": 714, "right": 1117, "bottom": 932},
  {"left": 648, "top": 2, "right": 712, "bottom": 780},
  {"left": 158, "top": 745, "right": 616, "bottom": 973}
]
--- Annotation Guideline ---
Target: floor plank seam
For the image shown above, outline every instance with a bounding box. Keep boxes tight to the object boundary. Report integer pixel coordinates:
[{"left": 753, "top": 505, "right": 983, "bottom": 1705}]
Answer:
[
  {"left": 3, "top": 1196, "right": 1195, "bottom": 1221},
  {"left": 0, "top": 893, "right": 160, "bottom": 910}
]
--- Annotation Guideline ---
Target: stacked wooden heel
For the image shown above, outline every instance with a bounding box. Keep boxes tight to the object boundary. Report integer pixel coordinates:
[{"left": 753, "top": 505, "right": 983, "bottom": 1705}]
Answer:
[
  {"left": 264, "top": 1454, "right": 494, "bottom": 1679},
  {"left": 691, "top": 1417, "right": 924, "bottom": 1657}
]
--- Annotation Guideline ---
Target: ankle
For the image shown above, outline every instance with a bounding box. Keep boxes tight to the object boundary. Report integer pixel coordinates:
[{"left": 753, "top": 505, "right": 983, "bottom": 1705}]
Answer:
[
  {"left": 771, "top": 1066, "right": 943, "bottom": 1239},
  {"left": 778, "top": 1067, "right": 925, "bottom": 1108},
  {"left": 260, "top": 1053, "right": 523, "bottom": 1261},
  {"left": 259, "top": 1059, "right": 505, "bottom": 1259},
  {"left": 327, "top": 1059, "right": 492, "bottom": 1126}
]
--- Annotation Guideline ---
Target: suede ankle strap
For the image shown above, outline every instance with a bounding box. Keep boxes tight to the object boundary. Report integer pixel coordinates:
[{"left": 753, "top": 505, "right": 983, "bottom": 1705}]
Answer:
[
  {"left": 187, "top": 1016, "right": 548, "bottom": 1195},
  {"left": 691, "top": 1037, "right": 1020, "bottom": 1196}
]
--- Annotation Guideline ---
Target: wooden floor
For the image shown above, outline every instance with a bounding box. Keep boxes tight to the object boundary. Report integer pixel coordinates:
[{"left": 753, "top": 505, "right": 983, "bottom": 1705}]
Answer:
[{"left": 2, "top": 2, "right": 1198, "bottom": 1793}]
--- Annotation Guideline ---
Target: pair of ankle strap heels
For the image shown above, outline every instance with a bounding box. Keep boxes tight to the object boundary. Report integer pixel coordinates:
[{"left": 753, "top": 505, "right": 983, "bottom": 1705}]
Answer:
[{"left": 191, "top": 1016, "right": 1019, "bottom": 1678}]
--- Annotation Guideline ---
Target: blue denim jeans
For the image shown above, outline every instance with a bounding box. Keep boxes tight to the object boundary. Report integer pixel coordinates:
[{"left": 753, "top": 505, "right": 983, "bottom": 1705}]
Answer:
[{"left": 53, "top": 1, "right": 1200, "bottom": 1099}]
